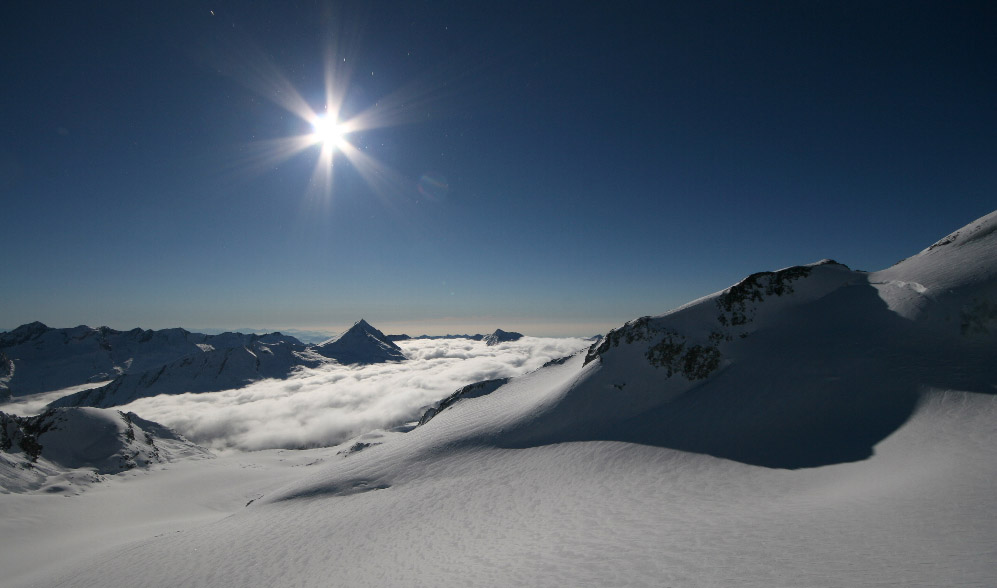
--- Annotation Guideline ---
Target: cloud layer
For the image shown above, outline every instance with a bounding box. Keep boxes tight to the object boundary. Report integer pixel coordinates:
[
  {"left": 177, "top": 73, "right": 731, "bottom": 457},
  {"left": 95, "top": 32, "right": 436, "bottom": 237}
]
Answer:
[{"left": 122, "top": 337, "right": 590, "bottom": 452}]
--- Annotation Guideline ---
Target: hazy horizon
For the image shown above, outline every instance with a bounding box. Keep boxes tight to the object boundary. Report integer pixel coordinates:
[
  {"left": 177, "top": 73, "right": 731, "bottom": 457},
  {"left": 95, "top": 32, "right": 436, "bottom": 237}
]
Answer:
[{"left": 0, "top": 318, "right": 616, "bottom": 340}]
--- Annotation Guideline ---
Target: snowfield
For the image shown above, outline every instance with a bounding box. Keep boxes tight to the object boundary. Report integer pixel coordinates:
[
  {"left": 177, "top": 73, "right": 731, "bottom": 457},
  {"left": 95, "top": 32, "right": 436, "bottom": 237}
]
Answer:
[{"left": 1, "top": 210, "right": 995, "bottom": 587}]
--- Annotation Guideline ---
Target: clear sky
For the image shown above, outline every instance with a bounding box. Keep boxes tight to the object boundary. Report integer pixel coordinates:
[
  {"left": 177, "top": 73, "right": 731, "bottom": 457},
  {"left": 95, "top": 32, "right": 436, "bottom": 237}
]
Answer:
[{"left": 1, "top": 1, "right": 994, "bottom": 337}]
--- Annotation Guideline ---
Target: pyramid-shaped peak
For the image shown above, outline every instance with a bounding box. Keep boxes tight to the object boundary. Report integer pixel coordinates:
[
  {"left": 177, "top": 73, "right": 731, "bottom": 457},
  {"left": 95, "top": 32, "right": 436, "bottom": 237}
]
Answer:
[
  {"left": 483, "top": 328, "right": 524, "bottom": 346},
  {"left": 313, "top": 319, "right": 405, "bottom": 364},
  {"left": 342, "top": 319, "right": 390, "bottom": 339},
  {"left": 352, "top": 318, "right": 375, "bottom": 330}
]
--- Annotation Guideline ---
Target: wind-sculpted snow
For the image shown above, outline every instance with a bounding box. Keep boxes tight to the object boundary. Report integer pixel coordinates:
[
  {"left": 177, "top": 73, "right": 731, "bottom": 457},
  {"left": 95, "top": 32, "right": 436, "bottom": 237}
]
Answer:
[{"left": 117, "top": 336, "right": 590, "bottom": 451}]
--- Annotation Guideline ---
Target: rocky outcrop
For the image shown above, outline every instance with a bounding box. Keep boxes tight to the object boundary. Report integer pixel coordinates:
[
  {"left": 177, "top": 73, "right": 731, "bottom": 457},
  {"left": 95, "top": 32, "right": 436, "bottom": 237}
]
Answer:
[
  {"left": 585, "top": 261, "right": 852, "bottom": 384},
  {"left": 418, "top": 378, "right": 510, "bottom": 426}
]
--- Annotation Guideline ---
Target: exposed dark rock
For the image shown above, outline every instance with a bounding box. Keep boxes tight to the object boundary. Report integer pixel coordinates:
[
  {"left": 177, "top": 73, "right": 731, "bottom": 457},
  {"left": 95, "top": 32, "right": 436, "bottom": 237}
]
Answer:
[
  {"left": 0, "top": 321, "right": 50, "bottom": 348},
  {"left": 483, "top": 329, "right": 523, "bottom": 346},
  {"left": 418, "top": 378, "right": 510, "bottom": 426},
  {"left": 716, "top": 265, "right": 814, "bottom": 327}
]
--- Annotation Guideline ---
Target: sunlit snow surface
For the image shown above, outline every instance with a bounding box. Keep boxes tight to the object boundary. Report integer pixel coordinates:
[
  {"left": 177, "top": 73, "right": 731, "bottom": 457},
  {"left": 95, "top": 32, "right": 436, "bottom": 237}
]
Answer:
[{"left": 1, "top": 211, "right": 995, "bottom": 587}]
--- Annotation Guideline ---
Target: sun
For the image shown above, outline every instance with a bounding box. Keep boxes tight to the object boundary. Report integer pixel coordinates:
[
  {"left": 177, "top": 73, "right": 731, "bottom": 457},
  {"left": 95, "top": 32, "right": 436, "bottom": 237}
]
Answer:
[{"left": 310, "top": 115, "right": 346, "bottom": 150}]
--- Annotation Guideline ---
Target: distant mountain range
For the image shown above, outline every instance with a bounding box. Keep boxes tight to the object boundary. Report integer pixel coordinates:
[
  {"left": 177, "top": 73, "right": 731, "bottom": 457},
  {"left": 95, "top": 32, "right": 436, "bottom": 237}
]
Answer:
[
  {"left": 385, "top": 329, "right": 524, "bottom": 344},
  {"left": 0, "top": 319, "right": 528, "bottom": 410},
  {"left": 0, "top": 324, "right": 302, "bottom": 399}
]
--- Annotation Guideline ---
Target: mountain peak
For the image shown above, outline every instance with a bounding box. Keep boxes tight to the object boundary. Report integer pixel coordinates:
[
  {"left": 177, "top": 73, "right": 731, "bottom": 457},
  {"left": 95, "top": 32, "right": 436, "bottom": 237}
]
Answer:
[
  {"left": 0, "top": 321, "right": 51, "bottom": 347},
  {"left": 312, "top": 319, "right": 406, "bottom": 364},
  {"left": 483, "top": 329, "right": 524, "bottom": 346}
]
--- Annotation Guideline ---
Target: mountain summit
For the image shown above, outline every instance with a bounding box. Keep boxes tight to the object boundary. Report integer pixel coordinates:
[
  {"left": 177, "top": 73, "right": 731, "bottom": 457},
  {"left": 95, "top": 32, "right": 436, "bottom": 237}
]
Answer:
[
  {"left": 311, "top": 319, "right": 406, "bottom": 364},
  {"left": 483, "top": 329, "right": 524, "bottom": 345}
]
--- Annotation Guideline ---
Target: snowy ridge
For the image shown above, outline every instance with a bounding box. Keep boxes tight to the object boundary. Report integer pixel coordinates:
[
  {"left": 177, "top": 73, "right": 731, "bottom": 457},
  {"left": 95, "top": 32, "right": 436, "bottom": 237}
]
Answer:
[
  {"left": 1, "top": 407, "right": 210, "bottom": 493},
  {"left": 871, "top": 209, "right": 997, "bottom": 329}
]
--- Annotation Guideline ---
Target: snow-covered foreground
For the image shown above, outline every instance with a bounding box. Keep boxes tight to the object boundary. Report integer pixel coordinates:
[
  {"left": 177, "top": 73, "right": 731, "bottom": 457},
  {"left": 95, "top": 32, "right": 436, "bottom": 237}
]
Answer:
[
  {"left": 0, "top": 446, "right": 341, "bottom": 587},
  {"left": 1, "top": 211, "right": 994, "bottom": 587},
  {"left": 3, "top": 378, "right": 994, "bottom": 587}
]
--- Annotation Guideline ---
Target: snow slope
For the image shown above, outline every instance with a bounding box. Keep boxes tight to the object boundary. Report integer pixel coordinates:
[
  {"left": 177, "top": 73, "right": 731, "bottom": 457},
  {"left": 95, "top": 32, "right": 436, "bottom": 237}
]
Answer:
[{"left": 2, "top": 211, "right": 995, "bottom": 588}]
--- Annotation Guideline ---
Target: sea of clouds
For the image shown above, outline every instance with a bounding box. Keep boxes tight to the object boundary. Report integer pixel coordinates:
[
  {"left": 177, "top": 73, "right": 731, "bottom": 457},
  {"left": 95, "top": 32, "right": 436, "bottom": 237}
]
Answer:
[{"left": 122, "top": 336, "right": 591, "bottom": 452}]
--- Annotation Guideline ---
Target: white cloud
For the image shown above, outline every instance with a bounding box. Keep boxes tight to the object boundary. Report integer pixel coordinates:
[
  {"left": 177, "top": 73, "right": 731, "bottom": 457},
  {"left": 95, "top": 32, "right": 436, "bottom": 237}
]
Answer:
[{"left": 122, "top": 337, "right": 591, "bottom": 452}]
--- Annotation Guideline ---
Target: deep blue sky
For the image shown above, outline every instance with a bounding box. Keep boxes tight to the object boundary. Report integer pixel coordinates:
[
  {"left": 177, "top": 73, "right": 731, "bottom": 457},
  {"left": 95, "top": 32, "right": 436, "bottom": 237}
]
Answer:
[{"left": 2, "top": 1, "right": 994, "bottom": 337}]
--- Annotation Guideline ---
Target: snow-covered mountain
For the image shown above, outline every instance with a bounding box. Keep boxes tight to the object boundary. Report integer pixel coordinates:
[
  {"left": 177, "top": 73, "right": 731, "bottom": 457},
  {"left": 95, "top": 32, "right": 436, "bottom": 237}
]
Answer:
[
  {"left": 0, "top": 323, "right": 303, "bottom": 397},
  {"left": 476, "top": 210, "right": 994, "bottom": 468},
  {"left": 13, "top": 319, "right": 414, "bottom": 411},
  {"left": 482, "top": 328, "right": 524, "bottom": 345},
  {"left": 1, "top": 407, "right": 210, "bottom": 493},
  {"left": 2, "top": 211, "right": 995, "bottom": 588},
  {"left": 49, "top": 339, "right": 324, "bottom": 409},
  {"left": 311, "top": 319, "right": 406, "bottom": 364}
]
